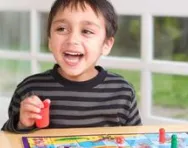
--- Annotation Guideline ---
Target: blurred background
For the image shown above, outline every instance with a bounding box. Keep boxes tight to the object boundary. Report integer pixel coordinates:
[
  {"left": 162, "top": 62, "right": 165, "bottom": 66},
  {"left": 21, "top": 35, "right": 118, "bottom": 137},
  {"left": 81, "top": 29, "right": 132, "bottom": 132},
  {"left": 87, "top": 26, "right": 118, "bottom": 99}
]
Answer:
[{"left": 0, "top": 0, "right": 188, "bottom": 128}]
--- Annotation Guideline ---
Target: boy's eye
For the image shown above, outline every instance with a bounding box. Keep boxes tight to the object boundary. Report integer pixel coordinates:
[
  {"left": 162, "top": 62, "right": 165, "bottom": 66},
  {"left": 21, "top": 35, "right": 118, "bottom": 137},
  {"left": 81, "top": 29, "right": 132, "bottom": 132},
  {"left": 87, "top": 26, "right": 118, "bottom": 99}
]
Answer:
[
  {"left": 56, "top": 27, "right": 65, "bottom": 32},
  {"left": 82, "top": 29, "right": 94, "bottom": 35},
  {"left": 55, "top": 26, "right": 69, "bottom": 34}
]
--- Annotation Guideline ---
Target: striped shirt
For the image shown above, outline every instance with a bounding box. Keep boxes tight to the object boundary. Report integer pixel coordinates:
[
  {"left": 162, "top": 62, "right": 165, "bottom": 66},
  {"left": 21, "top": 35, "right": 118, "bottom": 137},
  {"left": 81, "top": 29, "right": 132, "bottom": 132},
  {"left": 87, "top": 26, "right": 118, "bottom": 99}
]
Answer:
[{"left": 1, "top": 64, "right": 142, "bottom": 133}]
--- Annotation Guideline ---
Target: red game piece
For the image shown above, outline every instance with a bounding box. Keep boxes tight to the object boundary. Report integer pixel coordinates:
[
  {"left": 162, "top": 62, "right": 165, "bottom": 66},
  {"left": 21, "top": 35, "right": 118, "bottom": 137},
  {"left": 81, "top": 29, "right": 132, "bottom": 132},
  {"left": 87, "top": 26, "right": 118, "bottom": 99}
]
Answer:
[
  {"left": 115, "top": 136, "right": 124, "bottom": 144},
  {"left": 43, "top": 99, "right": 50, "bottom": 108},
  {"left": 159, "top": 128, "right": 166, "bottom": 143},
  {"left": 36, "top": 100, "right": 51, "bottom": 128}
]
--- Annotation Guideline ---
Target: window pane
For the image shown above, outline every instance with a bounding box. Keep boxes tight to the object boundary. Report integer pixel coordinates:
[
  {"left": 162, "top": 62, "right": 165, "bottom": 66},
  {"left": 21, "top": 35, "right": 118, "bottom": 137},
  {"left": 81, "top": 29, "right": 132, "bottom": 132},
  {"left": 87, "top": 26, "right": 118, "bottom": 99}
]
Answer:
[
  {"left": 39, "top": 12, "right": 49, "bottom": 53},
  {"left": 0, "top": 60, "right": 31, "bottom": 96},
  {"left": 108, "top": 69, "right": 140, "bottom": 103},
  {"left": 154, "top": 17, "right": 188, "bottom": 62},
  {"left": 39, "top": 62, "right": 54, "bottom": 72},
  {"left": 0, "top": 11, "right": 30, "bottom": 51},
  {"left": 110, "top": 15, "right": 141, "bottom": 58},
  {"left": 152, "top": 73, "right": 188, "bottom": 120}
]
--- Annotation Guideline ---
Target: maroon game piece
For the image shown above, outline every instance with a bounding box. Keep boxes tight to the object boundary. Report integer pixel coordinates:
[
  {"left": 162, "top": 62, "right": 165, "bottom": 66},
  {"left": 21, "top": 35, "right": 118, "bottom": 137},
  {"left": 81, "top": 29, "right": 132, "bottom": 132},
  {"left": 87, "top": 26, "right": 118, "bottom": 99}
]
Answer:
[
  {"left": 36, "top": 100, "right": 50, "bottom": 128},
  {"left": 159, "top": 128, "right": 166, "bottom": 143}
]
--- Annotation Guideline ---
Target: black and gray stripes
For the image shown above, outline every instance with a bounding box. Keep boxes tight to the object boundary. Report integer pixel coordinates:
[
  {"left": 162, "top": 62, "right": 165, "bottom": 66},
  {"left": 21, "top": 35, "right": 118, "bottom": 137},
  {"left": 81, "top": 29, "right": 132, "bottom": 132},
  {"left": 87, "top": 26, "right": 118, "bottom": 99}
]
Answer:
[{"left": 1, "top": 64, "right": 142, "bottom": 133}]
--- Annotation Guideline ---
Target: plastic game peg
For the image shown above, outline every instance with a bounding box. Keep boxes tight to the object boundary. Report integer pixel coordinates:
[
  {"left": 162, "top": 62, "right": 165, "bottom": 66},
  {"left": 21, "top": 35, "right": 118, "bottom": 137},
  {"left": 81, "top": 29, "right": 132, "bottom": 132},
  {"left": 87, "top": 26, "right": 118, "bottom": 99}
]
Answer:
[
  {"left": 171, "top": 134, "right": 178, "bottom": 148},
  {"left": 115, "top": 136, "right": 124, "bottom": 144},
  {"left": 159, "top": 128, "right": 166, "bottom": 143},
  {"left": 43, "top": 99, "right": 50, "bottom": 108},
  {"left": 35, "top": 99, "right": 51, "bottom": 128}
]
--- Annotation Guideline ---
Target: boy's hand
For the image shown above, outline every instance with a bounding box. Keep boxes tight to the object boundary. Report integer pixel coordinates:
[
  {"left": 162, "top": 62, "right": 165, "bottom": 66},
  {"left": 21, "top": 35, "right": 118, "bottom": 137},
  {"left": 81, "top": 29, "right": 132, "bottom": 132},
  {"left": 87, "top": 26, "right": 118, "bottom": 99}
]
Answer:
[{"left": 18, "top": 95, "right": 44, "bottom": 129}]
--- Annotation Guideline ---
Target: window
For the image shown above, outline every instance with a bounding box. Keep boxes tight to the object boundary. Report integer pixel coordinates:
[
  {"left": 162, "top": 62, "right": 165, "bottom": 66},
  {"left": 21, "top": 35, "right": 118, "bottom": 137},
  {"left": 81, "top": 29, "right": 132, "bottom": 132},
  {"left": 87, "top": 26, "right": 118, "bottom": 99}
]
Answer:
[
  {"left": 152, "top": 73, "right": 188, "bottom": 120},
  {"left": 0, "top": 59, "right": 31, "bottom": 96},
  {"left": 1, "top": 0, "right": 188, "bottom": 128},
  {"left": 111, "top": 15, "right": 141, "bottom": 58},
  {"left": 0, "top": 11, "right": 30, "bottom": 51},
  {"left": 154, "top": 17, "right": 188, "bottom": 62},
  {"left": 39, "top": 12, "right": 48, "bottom": 53}
]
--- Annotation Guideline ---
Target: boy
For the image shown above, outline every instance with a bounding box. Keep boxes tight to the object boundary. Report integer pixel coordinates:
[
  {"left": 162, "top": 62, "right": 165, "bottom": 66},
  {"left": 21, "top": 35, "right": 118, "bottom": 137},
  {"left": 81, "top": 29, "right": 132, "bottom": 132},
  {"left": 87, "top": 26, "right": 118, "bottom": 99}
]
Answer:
[{"left": 2, "top": 0, "right": 142, "bottom": 133}]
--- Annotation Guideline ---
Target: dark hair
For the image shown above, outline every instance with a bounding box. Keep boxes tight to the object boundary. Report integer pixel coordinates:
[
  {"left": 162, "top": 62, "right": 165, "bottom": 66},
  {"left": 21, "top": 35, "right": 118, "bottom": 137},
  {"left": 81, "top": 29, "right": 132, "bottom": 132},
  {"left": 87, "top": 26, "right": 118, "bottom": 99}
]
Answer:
[{"left": 47, "top": 0, "right": 118, "bottom": 39}]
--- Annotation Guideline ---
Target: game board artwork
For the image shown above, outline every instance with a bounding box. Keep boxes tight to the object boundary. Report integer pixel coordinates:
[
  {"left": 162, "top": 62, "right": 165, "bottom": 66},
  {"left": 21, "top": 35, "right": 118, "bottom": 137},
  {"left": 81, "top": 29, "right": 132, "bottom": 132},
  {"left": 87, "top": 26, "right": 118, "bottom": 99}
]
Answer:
[{"left": 22, "top": 132, "right": 188, "bottom": 148}]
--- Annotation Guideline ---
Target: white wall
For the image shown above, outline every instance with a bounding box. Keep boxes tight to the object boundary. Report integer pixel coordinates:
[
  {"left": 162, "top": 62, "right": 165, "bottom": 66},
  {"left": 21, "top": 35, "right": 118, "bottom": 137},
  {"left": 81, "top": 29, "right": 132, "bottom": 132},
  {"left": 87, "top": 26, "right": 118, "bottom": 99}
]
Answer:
[
  {"left": 0, "top": 0, "right": 52, "bottom": 11},
  {"left": 1, "top": 0, "right": 188, "bottom": 16}
]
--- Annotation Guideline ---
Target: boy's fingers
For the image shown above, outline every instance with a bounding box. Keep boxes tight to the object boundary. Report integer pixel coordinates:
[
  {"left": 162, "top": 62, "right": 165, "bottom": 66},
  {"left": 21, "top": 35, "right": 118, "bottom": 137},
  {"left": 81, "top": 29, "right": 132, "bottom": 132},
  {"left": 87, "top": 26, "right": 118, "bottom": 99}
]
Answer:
[
  {"left": 22, "top": 103, "right": 41, "bottom": 113},
  {"left": 23, "top": 95, "right": 44, "bottom": 108},
  {"left": 29, "top": 113, "right": 42, "bottom": 120},
  {"left": 30, "top": 95, "right": 44, "bottom": 108}
]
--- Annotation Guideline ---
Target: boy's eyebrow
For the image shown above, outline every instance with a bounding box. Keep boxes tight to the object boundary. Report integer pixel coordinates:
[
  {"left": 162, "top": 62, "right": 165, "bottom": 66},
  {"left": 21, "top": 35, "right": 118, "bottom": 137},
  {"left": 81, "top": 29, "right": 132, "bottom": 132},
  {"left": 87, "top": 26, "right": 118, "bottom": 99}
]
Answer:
[
  {"left": 52, "top": 19, "right": 100, "bottom": 29},
  {"left": 52, "top": 19, "right": 67, "bottom": 24},
  {"left": 82, "top": 21, "right": 101, "bottom": 29}
]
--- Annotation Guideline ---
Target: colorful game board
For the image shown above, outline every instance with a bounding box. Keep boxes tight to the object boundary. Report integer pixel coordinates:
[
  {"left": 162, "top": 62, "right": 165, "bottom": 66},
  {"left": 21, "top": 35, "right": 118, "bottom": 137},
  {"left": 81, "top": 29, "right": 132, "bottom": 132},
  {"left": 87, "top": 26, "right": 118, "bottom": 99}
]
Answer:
[{"left": 22, "top": 132, "right": 188, "bottom": 148}]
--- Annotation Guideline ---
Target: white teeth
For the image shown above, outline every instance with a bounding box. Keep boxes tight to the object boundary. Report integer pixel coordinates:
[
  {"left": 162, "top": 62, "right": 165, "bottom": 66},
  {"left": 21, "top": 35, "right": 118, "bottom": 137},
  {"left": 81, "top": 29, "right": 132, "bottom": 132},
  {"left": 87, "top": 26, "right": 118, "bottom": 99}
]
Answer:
[{"left": 65, "top": 51, "right": 83, "bottom": 56}]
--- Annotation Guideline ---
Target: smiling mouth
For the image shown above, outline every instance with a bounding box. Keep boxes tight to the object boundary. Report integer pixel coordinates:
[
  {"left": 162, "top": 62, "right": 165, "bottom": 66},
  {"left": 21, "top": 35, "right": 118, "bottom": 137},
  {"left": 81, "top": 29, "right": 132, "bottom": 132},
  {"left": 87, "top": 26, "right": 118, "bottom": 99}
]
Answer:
[
  {"left": 64, "top": 51, "right": 84, "bottom": 57},
  {"left": 63, "top": 51, "right": 84, "bottom": 66}
]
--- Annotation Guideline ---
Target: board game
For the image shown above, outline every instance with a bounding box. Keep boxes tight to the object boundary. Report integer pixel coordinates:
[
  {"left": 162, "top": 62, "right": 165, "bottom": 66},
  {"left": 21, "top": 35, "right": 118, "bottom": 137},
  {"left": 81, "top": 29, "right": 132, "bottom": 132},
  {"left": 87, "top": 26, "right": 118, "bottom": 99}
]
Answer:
[{"left": 22, "top": 131, "right": 188, "bottom": 148}]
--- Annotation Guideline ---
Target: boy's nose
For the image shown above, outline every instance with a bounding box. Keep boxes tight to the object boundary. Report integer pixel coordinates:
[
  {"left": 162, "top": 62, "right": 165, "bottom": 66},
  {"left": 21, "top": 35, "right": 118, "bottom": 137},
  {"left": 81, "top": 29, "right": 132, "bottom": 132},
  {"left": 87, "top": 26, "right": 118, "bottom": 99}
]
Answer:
[{"left": 66, "top": 31, "right": 80, "bottom": 45}]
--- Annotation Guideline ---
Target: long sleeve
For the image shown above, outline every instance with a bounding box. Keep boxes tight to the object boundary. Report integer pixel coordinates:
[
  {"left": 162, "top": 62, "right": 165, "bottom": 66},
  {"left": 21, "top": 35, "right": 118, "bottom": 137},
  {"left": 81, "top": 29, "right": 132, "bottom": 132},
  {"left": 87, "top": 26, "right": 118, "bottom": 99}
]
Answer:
[
  {"left": 1, "top": 90, "right": 37, "bottom": 133},
  {"left": 126, "top": 93, "right": 142, "bottom": 125}
]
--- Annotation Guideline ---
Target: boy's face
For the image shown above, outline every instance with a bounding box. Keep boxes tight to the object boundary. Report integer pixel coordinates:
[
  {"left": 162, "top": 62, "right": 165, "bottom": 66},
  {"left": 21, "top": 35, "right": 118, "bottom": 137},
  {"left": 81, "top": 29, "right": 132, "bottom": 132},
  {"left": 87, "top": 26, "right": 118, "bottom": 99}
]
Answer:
[{"left": 48, "top": 4, "right": 114, "bottom": 81}]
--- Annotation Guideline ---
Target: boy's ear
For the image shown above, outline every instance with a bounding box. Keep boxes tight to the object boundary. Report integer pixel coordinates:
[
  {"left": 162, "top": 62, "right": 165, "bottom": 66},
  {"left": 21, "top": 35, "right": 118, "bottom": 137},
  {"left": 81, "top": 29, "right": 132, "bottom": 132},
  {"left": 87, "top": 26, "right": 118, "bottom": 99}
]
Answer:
[{"left": 102, "top": 37, "right": 114, "bottom": 56}]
